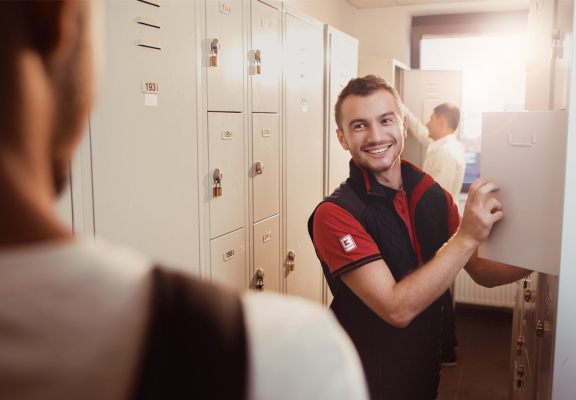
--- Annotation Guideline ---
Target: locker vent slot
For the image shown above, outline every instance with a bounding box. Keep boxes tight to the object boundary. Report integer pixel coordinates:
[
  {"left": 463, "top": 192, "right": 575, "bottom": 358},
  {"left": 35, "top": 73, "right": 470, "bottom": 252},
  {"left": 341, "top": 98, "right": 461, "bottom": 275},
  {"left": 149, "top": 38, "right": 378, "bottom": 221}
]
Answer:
[
  {"left": 136, "top": 17, "right": 161, "bottom": 29},
  {"left": 137, "top": 0, "right": 160, "bottom": 7},
  {"left": 135, "top": 39, "right": 162, "bottom": 50}
]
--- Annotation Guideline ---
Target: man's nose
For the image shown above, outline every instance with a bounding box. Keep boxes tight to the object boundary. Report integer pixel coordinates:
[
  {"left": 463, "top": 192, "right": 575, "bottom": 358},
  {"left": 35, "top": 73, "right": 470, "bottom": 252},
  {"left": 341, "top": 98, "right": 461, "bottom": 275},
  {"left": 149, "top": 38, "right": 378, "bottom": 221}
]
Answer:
[{"left": 366, "top": 124, "right": 385, "bottom": 143}]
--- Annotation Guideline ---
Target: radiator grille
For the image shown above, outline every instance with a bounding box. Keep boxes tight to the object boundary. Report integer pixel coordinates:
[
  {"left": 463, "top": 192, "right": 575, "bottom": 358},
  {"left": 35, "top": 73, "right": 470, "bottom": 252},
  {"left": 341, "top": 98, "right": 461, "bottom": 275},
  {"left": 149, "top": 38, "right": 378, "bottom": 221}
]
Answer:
[{"left": 454, "top": 271, "right": 517, "bottom": 309}]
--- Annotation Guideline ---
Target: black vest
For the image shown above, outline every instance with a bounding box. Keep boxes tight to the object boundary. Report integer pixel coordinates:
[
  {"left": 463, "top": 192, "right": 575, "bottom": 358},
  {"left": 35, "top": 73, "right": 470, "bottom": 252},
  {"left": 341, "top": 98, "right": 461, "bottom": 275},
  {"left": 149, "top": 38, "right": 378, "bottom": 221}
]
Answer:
[
  {"left": 309, "top": 160, "right": 451, "bottom": 400},
  {"left": 132, "top": 267, "right": 247, "bottom": 400}
]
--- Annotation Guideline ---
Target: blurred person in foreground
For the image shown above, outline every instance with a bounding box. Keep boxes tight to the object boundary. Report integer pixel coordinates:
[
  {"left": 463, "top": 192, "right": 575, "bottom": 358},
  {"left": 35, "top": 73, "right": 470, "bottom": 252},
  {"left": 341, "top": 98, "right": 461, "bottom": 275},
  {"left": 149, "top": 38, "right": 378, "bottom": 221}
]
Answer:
[{"left": 0, "top": 2, "right": 368, "bottom": 400}]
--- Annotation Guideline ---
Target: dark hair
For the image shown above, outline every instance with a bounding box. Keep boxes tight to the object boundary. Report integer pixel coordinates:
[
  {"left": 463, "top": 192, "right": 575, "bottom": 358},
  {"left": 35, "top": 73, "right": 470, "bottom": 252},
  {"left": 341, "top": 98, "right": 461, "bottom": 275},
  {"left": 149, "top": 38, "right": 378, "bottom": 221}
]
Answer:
[
  {"left": 433, "top": 103, "right": 460, "bottom": 131},
  {"left": 334, "top": 74, "right": 404, "bottom": 131}
]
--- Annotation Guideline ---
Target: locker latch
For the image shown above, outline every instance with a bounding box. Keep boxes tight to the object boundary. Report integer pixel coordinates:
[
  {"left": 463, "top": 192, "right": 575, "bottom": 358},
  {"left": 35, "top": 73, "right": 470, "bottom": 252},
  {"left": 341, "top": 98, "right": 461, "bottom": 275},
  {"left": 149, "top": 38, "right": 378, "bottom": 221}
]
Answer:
[
  {"left": 255, "top": 50, "right": 261, "bottom": 75},
  {"left": 213, "top": 168, "right": 223, "bottom": 197},
  {"left": 211, "top": 39, "right": 220, "bottom": 67}
]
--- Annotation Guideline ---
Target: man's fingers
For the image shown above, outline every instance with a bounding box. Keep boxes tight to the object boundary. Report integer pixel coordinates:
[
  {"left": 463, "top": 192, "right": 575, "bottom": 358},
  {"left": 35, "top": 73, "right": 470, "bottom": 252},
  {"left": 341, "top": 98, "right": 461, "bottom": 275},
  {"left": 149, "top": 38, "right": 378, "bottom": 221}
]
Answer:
[
  {"left": 467, "top": 178, "right": 486, "bottom": 205},
  {"left": 482, "top": 198, "right": 502, "bottom": 214},
  {"left": 488, "top": 210, "right": 504, "bottom": 225}
]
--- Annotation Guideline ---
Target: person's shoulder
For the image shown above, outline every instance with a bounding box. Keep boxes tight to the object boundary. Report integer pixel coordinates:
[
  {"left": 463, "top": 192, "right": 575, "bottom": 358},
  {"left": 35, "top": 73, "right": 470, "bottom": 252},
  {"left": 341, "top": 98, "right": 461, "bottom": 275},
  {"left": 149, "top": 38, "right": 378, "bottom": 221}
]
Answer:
[{"left": 243, "top": 293, "right": 368, "bottom": 399}]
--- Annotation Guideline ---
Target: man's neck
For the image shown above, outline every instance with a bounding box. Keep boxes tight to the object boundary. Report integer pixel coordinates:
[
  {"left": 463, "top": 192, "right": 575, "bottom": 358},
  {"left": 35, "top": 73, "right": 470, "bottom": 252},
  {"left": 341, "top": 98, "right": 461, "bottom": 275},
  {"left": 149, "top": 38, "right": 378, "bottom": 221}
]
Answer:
[
  {"left": 373, "top": 160, "right": 403, "bottom": 190},
  {"left": 433, "top": 130, "right": 454, "bottom": 142}
]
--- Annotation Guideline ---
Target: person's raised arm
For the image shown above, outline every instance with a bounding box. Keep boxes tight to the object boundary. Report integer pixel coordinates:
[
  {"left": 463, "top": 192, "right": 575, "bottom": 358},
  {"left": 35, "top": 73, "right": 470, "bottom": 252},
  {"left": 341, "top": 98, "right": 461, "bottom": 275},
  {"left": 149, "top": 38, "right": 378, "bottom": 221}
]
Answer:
[
  {"left": 341, "top": 179, "right": 503, "bottom": 328},
  {"left": 404, "top": 105, "right": 433, "bottom": 147}
]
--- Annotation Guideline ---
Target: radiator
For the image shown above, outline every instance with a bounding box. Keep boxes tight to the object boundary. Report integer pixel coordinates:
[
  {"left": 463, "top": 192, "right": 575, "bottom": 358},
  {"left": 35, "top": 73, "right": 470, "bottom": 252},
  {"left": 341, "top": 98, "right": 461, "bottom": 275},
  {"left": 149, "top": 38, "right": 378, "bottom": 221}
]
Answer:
[{"left": 454, "top": 270, "right": 518, "bottom": 309}]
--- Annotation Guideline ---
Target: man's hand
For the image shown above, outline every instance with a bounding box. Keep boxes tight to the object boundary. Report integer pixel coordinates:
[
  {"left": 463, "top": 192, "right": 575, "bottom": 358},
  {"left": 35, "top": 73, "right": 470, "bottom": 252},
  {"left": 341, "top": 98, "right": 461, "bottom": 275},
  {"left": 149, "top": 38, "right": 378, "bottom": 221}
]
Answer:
[{"left": 456, "top": 178, "right": 503, "bottom": 248}]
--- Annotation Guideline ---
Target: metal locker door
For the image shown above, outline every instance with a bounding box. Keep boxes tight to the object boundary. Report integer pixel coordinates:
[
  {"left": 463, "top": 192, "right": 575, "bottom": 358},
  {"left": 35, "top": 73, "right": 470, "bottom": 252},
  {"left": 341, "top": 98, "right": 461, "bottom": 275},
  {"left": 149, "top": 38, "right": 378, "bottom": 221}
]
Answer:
[
  {"left": 210, "top": 228, "right": 246, "bottom": 292},
  {"left": 251, "top": 0, "right": 280, "bottom": 113},
  {"left": 535, "top": 274, "right": 557, "bottom": 400},
  {"left": 208, "top": 112, "right": 245, "bottom": 239},
  {"left": 284, "top": 13, "right": 324, "bottom": 303},
  {"left": 252, "top": 113, "right": 280, "bottom": 223},
  {"left": 402, "top": 70, "right": 462, "bottom": 168},
  {"left": 207, "top": 0, "right": 244, "bottom": 112},
  {"left": 253, "top": 215, "right": 280, "bottom": 293},
  {"left": 90, "top": 1, "right": 200, "bottom": 272},
  {"left": 326, "top": 29, "right": 358, "bottom": 195}
]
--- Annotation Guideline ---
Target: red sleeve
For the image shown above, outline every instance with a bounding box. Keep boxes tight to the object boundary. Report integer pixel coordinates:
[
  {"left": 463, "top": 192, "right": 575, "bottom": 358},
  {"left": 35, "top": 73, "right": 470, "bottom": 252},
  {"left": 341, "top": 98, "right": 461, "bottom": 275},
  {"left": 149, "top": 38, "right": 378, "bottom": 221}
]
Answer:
[
  {"left": 443, "top": 188, "right": 462, "bottom": 238},
  {"left": 313, "top": 202, "right": 382, "bottom": 278}
]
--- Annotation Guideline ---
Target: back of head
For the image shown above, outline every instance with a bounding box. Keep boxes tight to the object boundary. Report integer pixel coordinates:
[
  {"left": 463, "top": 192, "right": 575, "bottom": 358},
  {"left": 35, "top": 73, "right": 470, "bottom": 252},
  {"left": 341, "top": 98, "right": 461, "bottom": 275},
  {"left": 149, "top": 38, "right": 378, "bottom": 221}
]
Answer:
[
  {"left": 433, "top": 103, "right": 460, "bottom": 132},
  {"left": 334, "top": 74, "right": 404, "bottom": 131}
]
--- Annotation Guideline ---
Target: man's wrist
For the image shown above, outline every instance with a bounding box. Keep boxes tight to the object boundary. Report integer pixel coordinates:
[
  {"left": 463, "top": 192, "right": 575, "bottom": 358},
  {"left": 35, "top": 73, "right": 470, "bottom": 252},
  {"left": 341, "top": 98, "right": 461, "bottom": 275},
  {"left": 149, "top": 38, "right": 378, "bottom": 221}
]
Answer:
[{"left": 450, "top": 232, "right": 479, "bottom": 256}]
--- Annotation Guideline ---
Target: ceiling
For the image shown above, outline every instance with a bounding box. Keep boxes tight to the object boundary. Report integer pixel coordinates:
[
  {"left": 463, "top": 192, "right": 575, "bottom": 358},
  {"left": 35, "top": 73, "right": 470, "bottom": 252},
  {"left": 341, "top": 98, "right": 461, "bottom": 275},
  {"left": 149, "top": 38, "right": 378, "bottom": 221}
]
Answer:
[{"left": 346, "top": 0, "right": 526, "bottom": 9}]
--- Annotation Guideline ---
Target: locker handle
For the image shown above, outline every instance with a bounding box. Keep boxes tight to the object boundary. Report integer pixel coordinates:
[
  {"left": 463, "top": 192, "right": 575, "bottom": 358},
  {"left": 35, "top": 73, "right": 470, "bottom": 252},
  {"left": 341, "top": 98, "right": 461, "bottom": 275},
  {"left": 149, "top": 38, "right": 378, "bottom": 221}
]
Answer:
[{"left": 508, "top": 134, "right": 536, "bottom": 147}]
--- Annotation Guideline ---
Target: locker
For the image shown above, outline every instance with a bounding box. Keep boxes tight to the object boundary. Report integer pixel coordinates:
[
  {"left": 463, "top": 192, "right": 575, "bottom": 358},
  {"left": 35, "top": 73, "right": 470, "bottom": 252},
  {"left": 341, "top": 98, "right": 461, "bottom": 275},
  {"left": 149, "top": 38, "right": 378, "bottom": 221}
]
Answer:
[
  {"left": 535, "top": 274, "right": 558, "bottom": 400},
  {"left": 251, "top": 0, "right": 280, "bottom": 113},
  {"left": 284, "top": 10, "right": 324, "bottom": 303},
  {"left": 54, "top": 170, "right": 73, "bottom": 232},
  {"left": 479, "top": 111, "right": 568, "bottom": 275},
  {"left": 325, "top": 27, "right": 359, "bottom": 196},
  {"left": 252, "top": 113, "right": 280, "bottom": 223},
  {"left": 401, "top": 70, "right": 462, "bottom": 168},
  {"left": 253, "top": 215, "right": 280, "bottom": 293},
  {"left": 90, "top": 1, "right": 200, "bottom": 273},
  {"left": 210, "top": 228, "right": 247, "bottom": 292},
  {"left": 206, "top": 0, "right": 244, "bottom": 112},
  {"left": 208, "top": 112, "right": 245, "bottom": 239}
]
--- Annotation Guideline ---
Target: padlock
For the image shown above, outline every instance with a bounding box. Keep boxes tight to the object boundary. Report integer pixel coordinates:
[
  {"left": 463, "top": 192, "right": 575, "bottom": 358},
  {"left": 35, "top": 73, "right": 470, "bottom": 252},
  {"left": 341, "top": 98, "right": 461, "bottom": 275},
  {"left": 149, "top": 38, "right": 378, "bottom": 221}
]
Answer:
[
  {"left": 211, "top": 38, "right": 219, "bottom": 67},
  {"left": 256, "top": 63, "right": 261, "bottom": 74},
  {"left": 213, "top": 168, "right": 223, "bottom": 198},
  {"left": 255, "top": 50, "right": 261, "bottom": 75}
]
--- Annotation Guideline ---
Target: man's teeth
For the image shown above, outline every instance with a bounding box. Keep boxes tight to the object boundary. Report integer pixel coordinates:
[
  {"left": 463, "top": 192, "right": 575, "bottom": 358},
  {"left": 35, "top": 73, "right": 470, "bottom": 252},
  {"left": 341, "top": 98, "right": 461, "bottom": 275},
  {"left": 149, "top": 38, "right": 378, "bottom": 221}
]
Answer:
[{"left": 367, "top": 146, "right": 390, "bottom": 154}]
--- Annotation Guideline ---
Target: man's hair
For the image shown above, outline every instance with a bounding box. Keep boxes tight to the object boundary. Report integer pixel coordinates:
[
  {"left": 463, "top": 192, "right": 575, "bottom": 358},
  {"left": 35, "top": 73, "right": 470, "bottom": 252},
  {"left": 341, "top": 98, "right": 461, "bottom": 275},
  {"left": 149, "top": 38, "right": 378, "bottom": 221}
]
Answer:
[
  {"left": 433, "top": 103, "right": 460, "bottom": 131},
  {"left": 334, "top": 74, "right": 404, "bottom": 131}
]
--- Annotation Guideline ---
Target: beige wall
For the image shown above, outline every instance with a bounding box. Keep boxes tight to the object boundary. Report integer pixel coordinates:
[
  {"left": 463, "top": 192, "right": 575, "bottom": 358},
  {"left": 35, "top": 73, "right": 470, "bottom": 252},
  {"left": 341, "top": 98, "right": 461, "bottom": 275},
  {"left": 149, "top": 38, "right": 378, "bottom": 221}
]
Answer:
[{"left": 282, "top": 0, "right": 358, "bottom": 37}]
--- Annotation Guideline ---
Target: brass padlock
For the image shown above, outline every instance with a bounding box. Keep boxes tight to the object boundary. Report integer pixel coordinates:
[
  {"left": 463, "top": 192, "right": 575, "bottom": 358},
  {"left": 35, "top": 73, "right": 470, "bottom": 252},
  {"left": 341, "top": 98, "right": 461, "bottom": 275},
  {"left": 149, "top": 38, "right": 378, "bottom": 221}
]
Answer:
[
  {"left": 255, "top": 50, "right": 261, "bottom": 75},
  {"left": 211, "top": 38, "right": 219, "bottom": 67},
  {"left": 256, "top": 268, "right": 265, "bottom": 291},
  {"left": 213, "top": 168, "right": 223, "bottom": 198}
]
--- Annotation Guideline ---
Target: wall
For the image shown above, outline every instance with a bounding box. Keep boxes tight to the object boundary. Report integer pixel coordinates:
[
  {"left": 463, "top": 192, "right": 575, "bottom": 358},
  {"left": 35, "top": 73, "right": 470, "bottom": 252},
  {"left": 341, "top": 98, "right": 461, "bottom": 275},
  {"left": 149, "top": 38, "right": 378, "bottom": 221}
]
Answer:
[{"left": 282, "top": 0, "right": 358, "bottom": 37}]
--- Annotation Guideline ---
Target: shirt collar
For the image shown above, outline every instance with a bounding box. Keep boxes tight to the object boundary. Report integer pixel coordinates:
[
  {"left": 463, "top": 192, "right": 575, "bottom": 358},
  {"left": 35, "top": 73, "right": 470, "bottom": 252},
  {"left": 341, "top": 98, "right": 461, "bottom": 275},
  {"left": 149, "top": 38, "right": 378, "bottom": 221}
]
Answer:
[{"left": 428, "top": 133, "right": 457, "bottom": 151}]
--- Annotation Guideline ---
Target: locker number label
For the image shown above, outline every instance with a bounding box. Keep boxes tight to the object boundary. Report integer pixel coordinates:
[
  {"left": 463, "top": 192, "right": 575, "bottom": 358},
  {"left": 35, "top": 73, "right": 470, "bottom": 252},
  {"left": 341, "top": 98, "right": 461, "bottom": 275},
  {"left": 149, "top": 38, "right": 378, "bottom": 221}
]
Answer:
[
  {"left": 220, "top": 3, "right": 232, "bottom": 15},
  {"left": 263, "top": 231, "right": 272, "bottom": 243},
  {"left": 262, "top": 129, "right": 271, "bottom": 137},
  {"left": 302, "top": 98, "right": 309, "bottom": 113},
  {"left": 261, "top": 19, "right": 270, "bottom": 29},
  {"left": 142, "top": 82, "right": 160, "bottom": 93},
  {"left": 223, "top": 249, "right": 235, "bottom": 261},
  {"left": 221, "top": 130, "right": 233, "bottom": 140}
]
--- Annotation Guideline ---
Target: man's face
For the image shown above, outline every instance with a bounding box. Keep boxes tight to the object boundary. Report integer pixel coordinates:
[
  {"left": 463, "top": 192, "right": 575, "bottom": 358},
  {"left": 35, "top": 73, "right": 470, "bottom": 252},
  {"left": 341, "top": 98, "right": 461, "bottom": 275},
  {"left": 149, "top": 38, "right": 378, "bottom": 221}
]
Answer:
[
  {"left": 336, "top": 89, "right": 407, "bottom": 176},
  {"left": 425, "top": 112, "right": 442, "bottom": 141}
]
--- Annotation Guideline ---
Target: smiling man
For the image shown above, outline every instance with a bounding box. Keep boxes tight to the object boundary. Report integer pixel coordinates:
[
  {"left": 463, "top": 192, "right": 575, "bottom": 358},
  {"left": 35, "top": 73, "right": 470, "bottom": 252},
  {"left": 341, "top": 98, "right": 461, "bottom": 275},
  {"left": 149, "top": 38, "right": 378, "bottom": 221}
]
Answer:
[{"left": 308, "top": 75, "right": 530, "bottom": 399}]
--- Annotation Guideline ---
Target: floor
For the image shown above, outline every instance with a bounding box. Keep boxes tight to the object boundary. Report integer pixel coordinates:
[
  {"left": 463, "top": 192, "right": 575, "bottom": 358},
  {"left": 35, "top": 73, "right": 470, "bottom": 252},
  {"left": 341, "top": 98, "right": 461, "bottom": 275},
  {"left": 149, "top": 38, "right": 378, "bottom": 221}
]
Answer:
[{"left": 438, "top": 305, "right": 513, "bottom": 400}]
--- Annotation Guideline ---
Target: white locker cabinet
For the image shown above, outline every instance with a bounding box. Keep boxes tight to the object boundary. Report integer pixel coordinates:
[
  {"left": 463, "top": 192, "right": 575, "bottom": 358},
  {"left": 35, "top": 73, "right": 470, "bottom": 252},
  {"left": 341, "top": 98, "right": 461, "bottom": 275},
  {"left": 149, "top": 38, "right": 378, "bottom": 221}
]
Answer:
[
  {"left": 324, "top": 26, "right": 359, "bottom": 196},
  {"left": 284, "top": 9, "right": 324, "bottom": 303},
  {"left": 251, "top": 0, "right": 280, "bottom": 113},
  {"left": 479, "top": 111, "right": 568, "bottom": 275},
  {"left": 90, "top": 1, "right": 200, "bottom": 272},
  {"left": 253, "top": 215, "right": 280, "bottom": 293},
  {"left": 535, "top": 274, "right": 558, "bottom": 400},
  {"left": 206, "top": 0, "right": 244, "bottom": 112},
  {"left": 252, "top": 113, "right": 280, "bottom": 223},
  {"left": 210, "top": 228, "right": 247, "bottom": 292},
  {"left": 401, "top": 70, "right": 462, "bottom": 168},
  {"left": 208, "top": 112, "right": 245, "bottom": 239},
  {"left": 358, "top": 56, "right": 410, "bottom": 97}
]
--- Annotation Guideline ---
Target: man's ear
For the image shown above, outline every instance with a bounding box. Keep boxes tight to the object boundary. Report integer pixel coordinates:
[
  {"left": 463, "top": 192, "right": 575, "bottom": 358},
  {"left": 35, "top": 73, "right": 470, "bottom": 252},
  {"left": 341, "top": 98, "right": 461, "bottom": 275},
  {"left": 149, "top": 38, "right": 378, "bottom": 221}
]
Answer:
[
  {"left": 402, "top": 115, "right": 408, "bottom": 139},
  {"left": 336, "top": 129, "right": 349, "bottom": 151},
  {"left": 28, "top": 1, "right": 82, "bottom": 63}
]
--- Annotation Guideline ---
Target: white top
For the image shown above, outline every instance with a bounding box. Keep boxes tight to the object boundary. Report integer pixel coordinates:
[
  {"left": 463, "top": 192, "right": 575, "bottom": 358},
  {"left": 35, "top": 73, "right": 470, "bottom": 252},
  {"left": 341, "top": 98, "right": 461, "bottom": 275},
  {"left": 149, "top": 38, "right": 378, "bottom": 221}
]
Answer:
[
  {"left": 0, "top": 240, "right": 368, "bottom": 400},
  {"left": 405, "top": 106, "right": 466, "bottom": 202}
]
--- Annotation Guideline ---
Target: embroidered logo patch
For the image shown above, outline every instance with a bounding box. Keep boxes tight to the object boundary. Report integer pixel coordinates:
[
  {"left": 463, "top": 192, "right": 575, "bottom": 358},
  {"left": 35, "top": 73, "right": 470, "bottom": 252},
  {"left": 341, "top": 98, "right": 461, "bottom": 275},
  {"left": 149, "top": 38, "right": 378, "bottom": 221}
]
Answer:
[{"left": 339, "top": 234, "right": 357, "bottom": 253}]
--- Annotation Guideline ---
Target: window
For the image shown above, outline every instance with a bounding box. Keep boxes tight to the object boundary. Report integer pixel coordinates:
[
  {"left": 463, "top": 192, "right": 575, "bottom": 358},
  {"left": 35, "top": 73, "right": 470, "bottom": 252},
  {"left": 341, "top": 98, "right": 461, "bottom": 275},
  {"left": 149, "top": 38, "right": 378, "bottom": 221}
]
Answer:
[{"left": 420, "top": 35, "right": 527, "bottom": 190}]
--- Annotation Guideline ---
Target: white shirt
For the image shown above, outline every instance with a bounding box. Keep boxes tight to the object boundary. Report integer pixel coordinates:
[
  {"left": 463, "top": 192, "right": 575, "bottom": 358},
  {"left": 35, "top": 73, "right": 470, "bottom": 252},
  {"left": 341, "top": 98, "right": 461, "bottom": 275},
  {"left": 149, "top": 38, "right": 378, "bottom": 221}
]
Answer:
[
  {"left": 0, "top": 240, "right": 368, "bottom": 400},
  {"left": 405, "top": 106, "right": 466, "bottom": 202}
]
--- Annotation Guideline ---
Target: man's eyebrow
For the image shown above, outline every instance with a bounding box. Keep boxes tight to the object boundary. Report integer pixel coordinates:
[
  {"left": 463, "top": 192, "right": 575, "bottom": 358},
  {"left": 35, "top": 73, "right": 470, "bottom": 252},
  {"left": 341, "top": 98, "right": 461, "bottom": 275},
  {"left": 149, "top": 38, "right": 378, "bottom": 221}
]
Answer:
[{"left": 347, "top": 112, "right": 397, "bottom": 128}]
